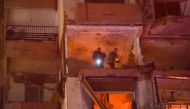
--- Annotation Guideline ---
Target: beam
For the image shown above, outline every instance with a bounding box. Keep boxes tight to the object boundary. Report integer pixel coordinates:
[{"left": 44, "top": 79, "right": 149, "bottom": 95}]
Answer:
[
  {"left": 86, "top": 77, "right": 136, "bottom": 92},
  {"left": 154, "top": 70, "right": 190, "bottom": 77},
  {"left": 80, "top": 69, "right": 190, "bottom": 78},
  {"left": 142, "top": 35, "right": 190, "bottom": 40},
  {"left": 79, "top": 69, "right": 140, "bottom": 79}
]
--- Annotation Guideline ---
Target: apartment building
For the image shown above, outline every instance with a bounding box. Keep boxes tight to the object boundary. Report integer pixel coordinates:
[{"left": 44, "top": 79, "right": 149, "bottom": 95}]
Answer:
[{"left": 0, "top": 0, "right": 190, "bottom": 109}]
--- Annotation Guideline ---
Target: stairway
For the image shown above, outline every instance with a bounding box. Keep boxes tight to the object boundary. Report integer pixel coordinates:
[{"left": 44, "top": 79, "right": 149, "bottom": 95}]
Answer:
[{"left": 81, "top": 79, "right": 107, "bottom": 109}]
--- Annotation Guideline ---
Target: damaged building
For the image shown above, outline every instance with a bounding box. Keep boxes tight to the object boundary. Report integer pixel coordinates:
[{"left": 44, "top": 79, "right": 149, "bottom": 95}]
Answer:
[{"left": 0, "top": 0, "right": 190, "bottom": 109}]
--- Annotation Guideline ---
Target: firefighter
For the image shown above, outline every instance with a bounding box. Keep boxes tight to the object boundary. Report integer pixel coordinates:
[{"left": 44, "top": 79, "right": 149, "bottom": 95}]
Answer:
[
  {"left": 108, "top": 48, "right": 120, "bottom": 68},
  {"left": 92, "top": 47, "right": 106, "bottom": 68}
]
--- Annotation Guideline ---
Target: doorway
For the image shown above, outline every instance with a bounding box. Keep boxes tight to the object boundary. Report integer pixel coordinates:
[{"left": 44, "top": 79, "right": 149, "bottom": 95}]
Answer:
[{"left": 81, "top": 77, "right": 137, "bottom": 109}]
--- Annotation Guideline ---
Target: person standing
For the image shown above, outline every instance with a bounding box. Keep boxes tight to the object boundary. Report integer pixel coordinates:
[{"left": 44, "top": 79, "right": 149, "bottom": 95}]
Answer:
[
  {"left": 92, "top": 47, "right": 106, "bottom": 68},
  {"left": 108, "top": 48, "right": 119, "bottom": 68}
]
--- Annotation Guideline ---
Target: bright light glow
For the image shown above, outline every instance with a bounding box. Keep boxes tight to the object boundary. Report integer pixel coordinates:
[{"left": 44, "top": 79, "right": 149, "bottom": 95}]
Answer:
[
  {"left": 96, "top": 59, "right": 102, "bottom": 65},
  {"left": 167, "top": 76, "right": 189, "bottom": 80},
  {"left": 157, "top": 76, "right": 189, "bottom": 80}
]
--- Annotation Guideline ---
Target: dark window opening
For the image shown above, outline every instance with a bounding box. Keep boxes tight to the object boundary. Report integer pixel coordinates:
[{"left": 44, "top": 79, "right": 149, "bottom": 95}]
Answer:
[
  {"left": 25, "top": 84, "right": 44, "bottom": 102},
  {"left": 154, "top": 1, "right": 181, "bottom": 19},
  {"left": 86, "top": 0, "right": 125, "bottom": 3}
]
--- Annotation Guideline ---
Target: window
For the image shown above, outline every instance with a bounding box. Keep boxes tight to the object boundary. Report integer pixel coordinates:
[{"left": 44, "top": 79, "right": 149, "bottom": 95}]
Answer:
[
  {"left": 25, "top": 84, "right": 43, "bottom": 102},
  {"left": 154, "top": 1, "right": 181, "bottom": 19},
  {"left": 86, "top": 0, "right": 125, "bottom": 3}
]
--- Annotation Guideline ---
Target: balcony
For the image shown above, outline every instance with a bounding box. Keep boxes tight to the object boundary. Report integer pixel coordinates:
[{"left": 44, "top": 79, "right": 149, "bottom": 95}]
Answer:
[
  {"left": 6, "top": 25, "right": 57, "bottom": 41},
  {"left": 76, "top": 3, "right": 143, "bottom": 25},
  {"left": 5, "top": 25, "right": 58, "bottom": 58}
]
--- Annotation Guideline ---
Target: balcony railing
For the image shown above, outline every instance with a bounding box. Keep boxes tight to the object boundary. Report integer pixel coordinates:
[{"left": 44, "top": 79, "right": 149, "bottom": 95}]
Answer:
[
  {"left": 6, "top": 25, "right": 58, "bottom": 42},
  {"left": 76, "top": 3, "right": 143, "bottom": 24}
]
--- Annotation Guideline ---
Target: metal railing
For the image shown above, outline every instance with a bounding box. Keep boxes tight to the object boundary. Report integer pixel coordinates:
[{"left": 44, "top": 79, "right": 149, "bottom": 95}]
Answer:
[
  {"left": 158, "top": 102, "right": 190, "bottom": 109},
  {"left": 81, "top": 79, "right": 107, "bottom": 109},
  {"left": 6, "top": 25, "right": 58, "bottom": 41}
]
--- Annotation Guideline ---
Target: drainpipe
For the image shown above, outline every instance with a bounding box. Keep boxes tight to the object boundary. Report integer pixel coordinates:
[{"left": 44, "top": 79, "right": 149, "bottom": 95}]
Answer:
[
  {"left": 57, "top": 0, "right": 67, "bottom": 109},
  {"left": 58, "top": 0, "right": 66, "bottom": 78}
]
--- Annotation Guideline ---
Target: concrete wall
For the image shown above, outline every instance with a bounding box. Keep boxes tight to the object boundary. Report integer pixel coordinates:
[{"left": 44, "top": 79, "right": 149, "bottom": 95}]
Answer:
[
  {"left": 6, "top": 41, "right": 57, "bottom": 58},
  {"left": 43, "top": 83, "right": 56, "bottom": 102},
  {"left": 64, "top": 78, "right": 83, "bottom": 109},
  {"left": 6, "top": 41, "right": 58, "bottom": 75},
  {"left": 8, "top": 58, "right": 58, "bottom": 74},
  {"left": 63, "top": 0, "right": 85, "bottom": 20},
  {"left": 7, "top": 9, "right": 58, "bottom": 26}
]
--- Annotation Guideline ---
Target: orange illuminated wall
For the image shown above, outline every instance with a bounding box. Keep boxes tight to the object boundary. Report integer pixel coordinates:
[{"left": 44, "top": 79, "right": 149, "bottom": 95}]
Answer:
[
  {"left": 94, "top": 94, "right": 133, "bottom": 109},
  {"left": 65, "top": 25, "right": 141, "bottom": 73}
]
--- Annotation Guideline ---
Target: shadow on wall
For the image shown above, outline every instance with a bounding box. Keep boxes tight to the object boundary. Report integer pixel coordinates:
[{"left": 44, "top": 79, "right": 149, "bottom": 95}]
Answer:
[{"left": 67, "top": 58, "right": 93, "bottom": 76}]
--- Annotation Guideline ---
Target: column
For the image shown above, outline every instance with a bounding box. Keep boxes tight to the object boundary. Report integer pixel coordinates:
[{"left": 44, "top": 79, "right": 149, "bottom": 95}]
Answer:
[
  {"left": 136, "top": 63, "right": 155, "bottom": 109},
  {"left": 63, "top": 77, "right": 83, "bottom": 109}
]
